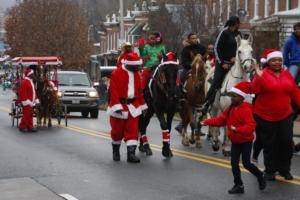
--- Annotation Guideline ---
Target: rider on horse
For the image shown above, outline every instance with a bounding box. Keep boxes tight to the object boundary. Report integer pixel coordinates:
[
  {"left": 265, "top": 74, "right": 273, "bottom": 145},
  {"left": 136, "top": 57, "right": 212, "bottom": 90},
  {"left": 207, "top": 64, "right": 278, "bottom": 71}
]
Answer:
[
  {"left": 180, "top": 33, "right": 207, "bottom": 85},
  {"left": 139, "top": 32, "right": 166, "bottom": 90},
  {"left": 201, "top": 16, "right": 242, "bottom": 114}
]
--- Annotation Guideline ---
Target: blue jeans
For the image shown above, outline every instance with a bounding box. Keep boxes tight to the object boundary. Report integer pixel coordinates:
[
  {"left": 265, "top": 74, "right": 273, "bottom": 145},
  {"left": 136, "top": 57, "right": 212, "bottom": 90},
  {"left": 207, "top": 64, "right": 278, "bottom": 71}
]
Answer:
[{"left": 288, "top": 65, "right": 300, "bottom": 80}]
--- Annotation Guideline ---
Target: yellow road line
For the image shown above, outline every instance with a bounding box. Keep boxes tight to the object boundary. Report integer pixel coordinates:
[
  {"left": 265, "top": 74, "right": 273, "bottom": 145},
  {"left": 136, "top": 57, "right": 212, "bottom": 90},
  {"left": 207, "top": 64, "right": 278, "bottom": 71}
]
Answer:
[{"left": 1, "top": 106, "right": 300, "bottom": 186}]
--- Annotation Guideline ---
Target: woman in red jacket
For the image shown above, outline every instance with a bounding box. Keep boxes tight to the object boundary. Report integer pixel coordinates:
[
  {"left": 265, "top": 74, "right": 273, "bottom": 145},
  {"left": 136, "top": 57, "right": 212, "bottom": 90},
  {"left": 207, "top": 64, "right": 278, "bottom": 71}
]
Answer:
[
  {"left": 202, "top": 81, "right": 266, "bottom": 194},
  {"left": 252, "top": 49, "right": 300, "bottom": 181}
]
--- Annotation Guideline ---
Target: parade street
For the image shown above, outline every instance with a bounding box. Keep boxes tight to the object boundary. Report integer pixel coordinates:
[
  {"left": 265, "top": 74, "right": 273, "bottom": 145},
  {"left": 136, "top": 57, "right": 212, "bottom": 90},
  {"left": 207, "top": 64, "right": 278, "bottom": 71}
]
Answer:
[{"left": 0, "top": 90, "right": 299, "bottom": 200}]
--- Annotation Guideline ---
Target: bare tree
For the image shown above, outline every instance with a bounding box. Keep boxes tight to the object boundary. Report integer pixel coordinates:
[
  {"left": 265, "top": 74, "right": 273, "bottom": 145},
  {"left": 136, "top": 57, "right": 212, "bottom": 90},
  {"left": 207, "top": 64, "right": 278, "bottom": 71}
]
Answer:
[{"left": 5, "top": 0, "right": 91, "bottom": 70}]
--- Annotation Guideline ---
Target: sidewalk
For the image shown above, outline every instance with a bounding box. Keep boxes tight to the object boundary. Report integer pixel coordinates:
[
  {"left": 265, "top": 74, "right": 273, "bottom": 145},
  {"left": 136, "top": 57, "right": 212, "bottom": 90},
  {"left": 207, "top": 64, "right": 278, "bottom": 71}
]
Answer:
[{"left": 0, "top": 178, "right": 63, "bottom": 200}]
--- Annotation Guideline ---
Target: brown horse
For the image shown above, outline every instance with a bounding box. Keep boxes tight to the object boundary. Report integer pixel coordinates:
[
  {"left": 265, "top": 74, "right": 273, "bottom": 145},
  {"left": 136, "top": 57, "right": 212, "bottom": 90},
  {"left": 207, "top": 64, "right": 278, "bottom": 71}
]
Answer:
[
  {"left": 179, "top": 54, "right": 207, "bottom": 147},
  {"left": 36, "top": 66, "right": 58, "bottom": 128}
]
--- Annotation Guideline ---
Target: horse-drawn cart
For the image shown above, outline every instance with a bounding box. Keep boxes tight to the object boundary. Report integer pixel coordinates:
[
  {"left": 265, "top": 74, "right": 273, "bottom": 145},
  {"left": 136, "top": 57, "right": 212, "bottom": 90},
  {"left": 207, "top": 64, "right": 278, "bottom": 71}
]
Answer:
[{"left": 9, "top": 57, "right": 68, "bottom": 127}]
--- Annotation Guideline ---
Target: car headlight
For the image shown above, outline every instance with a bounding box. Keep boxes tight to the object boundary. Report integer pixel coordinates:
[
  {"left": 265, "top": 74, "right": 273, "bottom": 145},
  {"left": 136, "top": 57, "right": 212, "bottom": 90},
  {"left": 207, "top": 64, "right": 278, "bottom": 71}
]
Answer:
[
  {"left": 88, "top": 91, "right": 98, "bottom": 97},
  {"left": 57, "top": 91, "right": 63, "bottom": 97}
]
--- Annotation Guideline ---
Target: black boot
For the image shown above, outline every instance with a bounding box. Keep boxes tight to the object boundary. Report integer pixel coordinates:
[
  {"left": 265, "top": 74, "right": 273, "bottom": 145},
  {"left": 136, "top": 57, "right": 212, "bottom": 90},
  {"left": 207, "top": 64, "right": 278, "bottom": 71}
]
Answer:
[
  {"left": 257, "top": 176, "right": 266, "bottom": 190},
  {"left": 127, "top": 145, "right": 140, "bottom": 163},
  {"left": 279, "top": 172, "right": 293, "bottom": 180},
  {"left": 162, "top": 142, "right": 173, "bottom": 158},
  {"left": 228, "top": 185, "right": 244, "bottom": 194},
  {"left": 143, "top": 144, "right": 153, "bottom": 156},
  {"left": 138, "top": 138, "right": 145, "bottom": 152},
  {"left": 112, "top": 143, "right": 121, "bottom": 161}
]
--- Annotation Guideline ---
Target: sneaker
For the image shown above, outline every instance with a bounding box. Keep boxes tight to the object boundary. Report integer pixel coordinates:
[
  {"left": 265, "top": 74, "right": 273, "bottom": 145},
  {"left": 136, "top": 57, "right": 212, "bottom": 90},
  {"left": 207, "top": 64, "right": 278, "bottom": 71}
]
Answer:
[
  {"left": 257, "top": 177, "right": 266, "bottom": 190},
  {"left": 279, "top": 172, "right": 293, "bottom": 180},
  {"left": 264, "top": 173, "right": 275, "bottom": 181},
  {"left": 228, "top": 185, "right": 244, "bottom": 194}
]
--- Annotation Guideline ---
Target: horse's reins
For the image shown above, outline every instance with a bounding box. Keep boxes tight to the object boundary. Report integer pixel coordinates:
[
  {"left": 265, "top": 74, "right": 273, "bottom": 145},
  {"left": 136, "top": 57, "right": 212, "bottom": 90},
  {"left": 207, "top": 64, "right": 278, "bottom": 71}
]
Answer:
[{"left": 148, "top": 61, "right": 179, "bottom": 98}]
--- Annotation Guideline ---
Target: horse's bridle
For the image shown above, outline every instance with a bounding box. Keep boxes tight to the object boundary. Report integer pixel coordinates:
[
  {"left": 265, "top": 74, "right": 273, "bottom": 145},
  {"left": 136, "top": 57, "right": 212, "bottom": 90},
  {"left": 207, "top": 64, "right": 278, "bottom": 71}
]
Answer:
[{"left": 150, "top": 62, "right": 179, "bottom": 99}]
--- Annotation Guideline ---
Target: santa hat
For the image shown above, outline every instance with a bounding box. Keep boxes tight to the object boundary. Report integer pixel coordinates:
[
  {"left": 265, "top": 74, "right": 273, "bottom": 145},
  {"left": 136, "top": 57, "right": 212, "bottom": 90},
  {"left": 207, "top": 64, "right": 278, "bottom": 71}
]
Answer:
[
  {"left": 122, "top": 52, "right": 142, "bottom": 65},
  {"left": 24, "top": 68, "right": 34, "bottom": 77},
  {"left": 260, "top": 49, "right": 283, "bottom": 64},
  {"left": 230, "top": 81, "right": 252, "bottom": 98},
  {"left": 161, "top": 52, "right": 179, "bottom": 65}
]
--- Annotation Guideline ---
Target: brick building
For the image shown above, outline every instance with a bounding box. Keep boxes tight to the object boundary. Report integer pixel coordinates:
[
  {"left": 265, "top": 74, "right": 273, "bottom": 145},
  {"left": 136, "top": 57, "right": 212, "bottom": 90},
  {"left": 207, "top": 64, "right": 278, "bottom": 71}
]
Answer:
[{"left": 97, "top": 0, "right": 300, "bottom": 66}]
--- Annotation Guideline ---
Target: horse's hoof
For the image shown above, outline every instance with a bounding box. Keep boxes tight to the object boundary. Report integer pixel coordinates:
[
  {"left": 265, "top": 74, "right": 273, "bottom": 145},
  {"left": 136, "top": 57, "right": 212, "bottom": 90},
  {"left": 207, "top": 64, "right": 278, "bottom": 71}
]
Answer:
[
  {"left": 212, "top": 145, "right": 220, "bottom": 152},
  {"left": 222, "top": 150, "right": 231, "bottom": 157},
  {"left": 196, "top": 141, "right": 202, "bottom": 148},
  {"left": 144, "top": 144, "right": 153, "bottom": 156},
  {"left": 162, "top": 143, "right": 173, "bottom": 158},
  {"left": 182, "top": 139, "right": 190, "bottom": 146},
  {"left": 189, "top": 139, "right": 195, "bottom": 145}
]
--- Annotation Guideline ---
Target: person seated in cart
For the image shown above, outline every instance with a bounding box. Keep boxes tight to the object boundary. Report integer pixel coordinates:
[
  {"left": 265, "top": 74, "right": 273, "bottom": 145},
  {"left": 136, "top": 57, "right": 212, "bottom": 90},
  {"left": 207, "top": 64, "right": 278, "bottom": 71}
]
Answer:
[{"left": 18, "top": 68, "right": 40, "bottom": 132}]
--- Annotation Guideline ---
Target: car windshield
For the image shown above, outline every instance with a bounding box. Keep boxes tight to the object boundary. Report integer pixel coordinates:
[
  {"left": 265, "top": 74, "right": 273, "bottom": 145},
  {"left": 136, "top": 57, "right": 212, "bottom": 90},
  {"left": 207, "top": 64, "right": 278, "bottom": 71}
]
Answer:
[{"left": 58, "top": 73, "right": 91, "bottom": 87}]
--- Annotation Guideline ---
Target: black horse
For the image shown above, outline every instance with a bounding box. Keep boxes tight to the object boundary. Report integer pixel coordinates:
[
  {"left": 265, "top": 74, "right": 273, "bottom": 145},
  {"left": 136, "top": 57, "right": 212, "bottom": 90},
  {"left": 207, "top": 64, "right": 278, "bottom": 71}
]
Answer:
[{"left": 139, "top": 53, "right": 180, "bottom": 157}]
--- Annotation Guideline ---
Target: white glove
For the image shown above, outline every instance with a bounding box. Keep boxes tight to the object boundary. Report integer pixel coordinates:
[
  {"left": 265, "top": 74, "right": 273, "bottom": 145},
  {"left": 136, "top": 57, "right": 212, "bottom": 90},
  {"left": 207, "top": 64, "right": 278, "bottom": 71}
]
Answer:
[{"left": 35, "top": 99, "right": 40, "bottom": 105}]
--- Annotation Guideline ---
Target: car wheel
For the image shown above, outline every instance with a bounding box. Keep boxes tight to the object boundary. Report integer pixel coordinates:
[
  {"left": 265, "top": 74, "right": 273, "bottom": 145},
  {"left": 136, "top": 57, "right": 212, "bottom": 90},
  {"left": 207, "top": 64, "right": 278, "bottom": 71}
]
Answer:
[
  {"left": 81, "top": 111, "right": 89, "bottom": 118},
  {"left": 90, "top": 109, "right": 99, "bottom": 118}
]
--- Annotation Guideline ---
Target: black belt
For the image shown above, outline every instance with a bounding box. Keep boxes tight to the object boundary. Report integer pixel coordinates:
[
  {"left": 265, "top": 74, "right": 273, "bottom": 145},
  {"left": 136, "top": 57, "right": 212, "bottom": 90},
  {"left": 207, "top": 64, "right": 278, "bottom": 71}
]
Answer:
[{"left": 120, "top": 98, "right": 135, "bottom": 104}]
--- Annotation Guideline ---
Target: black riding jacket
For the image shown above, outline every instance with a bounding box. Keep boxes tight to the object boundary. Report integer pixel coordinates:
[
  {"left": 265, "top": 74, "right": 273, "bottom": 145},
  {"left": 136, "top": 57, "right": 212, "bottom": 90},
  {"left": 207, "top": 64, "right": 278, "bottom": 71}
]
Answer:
[
  {"left": 214, "top": 27, "right": 241, "bottom": 65},
  {"left": 181, "top": 43, "right": 206, "bottom": 70}
]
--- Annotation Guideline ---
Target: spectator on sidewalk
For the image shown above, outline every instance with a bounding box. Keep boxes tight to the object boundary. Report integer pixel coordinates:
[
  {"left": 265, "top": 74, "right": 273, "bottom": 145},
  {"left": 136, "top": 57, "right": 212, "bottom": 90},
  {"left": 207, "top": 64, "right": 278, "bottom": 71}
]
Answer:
[{"left": 283, "top": 22, "right": 300, "bottom": 80}]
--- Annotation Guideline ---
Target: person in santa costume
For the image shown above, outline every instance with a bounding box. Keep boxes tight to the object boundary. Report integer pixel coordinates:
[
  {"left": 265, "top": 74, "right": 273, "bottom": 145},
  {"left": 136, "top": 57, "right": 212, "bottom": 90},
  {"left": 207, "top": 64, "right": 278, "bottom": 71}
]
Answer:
[
  {"left": 116, "top": 42, "right": 133, "bottom": 68},
  {"left": 107, "top": 52, "right": 147, "bottom": 163},
  {"left": 18, "top": 68, "right": 39, "bottom": 132},
  {"left": 252, "top": 49, "right": 300, "bottom": 181}
]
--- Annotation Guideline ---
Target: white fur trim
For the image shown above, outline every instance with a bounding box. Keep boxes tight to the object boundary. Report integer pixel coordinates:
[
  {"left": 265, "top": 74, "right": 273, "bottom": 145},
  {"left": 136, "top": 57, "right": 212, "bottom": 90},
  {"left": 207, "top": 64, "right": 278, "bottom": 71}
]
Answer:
[
  {"left": 22, "top": 99, "right": 32, "bottom": 106},
  {"left": 260, "top": 58, "right": 267, "bottom": 64},
  {"left": 128, "top": 104, "right": 142, "bottom": 118},
  {"left": 267, "top": 51, "right": 283, "bottom": 62},
  {"left": 27, "top": 70, "right": 34, "bottom": 76},
  {"left": 112, "top": 140, "right": 122, "bottom": 144},
  {"left": 106, "top": 107, "right": 129, "bottom": 119},
  {"left": 109, "top": 104, "right": 123, "bottom": 112},
  {"left": 127, "top": 70, "right": 134, "bottom": 98},
  {"left": 160, "top": 60, "right": 179, "bottom": 65},
  {"left": 123, "top": 59, "right": 142, "bottom": 65},
  {"left": 126, "top": 140, "right": 138, "bottom": 146},
  {"left": 140, "top": 104, "right": 148, "bottom": 111},
  {"left": 230, "top": 87, "right": 247, "bottom": 98},
  {"left": 24, "top": 77, "right": 36, "bottom": 102}
]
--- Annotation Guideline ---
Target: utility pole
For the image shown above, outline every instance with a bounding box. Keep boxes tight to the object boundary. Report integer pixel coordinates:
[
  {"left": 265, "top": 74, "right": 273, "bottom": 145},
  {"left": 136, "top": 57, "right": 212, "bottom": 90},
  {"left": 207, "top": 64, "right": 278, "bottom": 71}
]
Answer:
[{"left": 119, "top": 0, "right": 125, "bottom": 47}]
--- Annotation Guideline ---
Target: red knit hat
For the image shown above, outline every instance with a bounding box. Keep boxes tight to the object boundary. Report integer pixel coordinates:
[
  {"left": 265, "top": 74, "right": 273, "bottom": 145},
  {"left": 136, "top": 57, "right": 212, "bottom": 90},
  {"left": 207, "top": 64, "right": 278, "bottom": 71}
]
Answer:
[
  {"left": 229, "top": 81, "right": 252, "bottom": 98},
  {"left": 24, "top": 68, "right": 34, "bottom": 77},
  {"left": 123, "top": 52, "right": 142, "bottom": 65},
  {"left": 161, "top": 52, "right": 179, "bottom": 65},
  {"left": 260, "top": 49, "right": 283, "bottom": 64}
]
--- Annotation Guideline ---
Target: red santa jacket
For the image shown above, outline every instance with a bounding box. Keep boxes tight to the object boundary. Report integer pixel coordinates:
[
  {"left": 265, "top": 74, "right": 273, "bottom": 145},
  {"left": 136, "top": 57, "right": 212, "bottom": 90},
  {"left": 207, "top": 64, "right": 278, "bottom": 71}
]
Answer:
[
  {"left": 107, "top": 65, "right": 147, "bottom": 119},
  {"left": 117, "top": 52, "right": 130, "bottom": 68},
  {"left": 18, "top": 77, "right": 37, "bottom": 107},
  {"left": 204, "top": 102, "right": 255, "bottom": 144},
  {"left": 252, "top": 67, "right": 300, "bottom": 122}
]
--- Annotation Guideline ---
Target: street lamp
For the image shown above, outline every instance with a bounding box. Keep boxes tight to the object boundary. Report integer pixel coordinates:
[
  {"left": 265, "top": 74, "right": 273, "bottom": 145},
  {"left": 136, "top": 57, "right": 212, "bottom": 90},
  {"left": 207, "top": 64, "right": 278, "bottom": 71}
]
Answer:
[
  {"left": 88, "top": 24, "right": 94, "bottom": 43},
  {"left": 119, "top": 0, "right": 125, "bottom": 47}
]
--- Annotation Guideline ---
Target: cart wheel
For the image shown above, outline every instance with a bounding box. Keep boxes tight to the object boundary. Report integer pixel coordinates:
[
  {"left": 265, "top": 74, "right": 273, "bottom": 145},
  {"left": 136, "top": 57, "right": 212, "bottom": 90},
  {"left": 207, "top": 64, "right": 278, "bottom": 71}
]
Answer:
[{"left": 64, "top": 105, "right": 68, "bottom": 127}]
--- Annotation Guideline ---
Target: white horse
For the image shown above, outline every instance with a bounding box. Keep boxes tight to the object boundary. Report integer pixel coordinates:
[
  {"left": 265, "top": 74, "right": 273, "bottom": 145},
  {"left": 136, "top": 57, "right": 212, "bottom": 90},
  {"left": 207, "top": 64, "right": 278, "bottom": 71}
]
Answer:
[{"left": 204, "top": 34, "right": 255, "bottom": 156}]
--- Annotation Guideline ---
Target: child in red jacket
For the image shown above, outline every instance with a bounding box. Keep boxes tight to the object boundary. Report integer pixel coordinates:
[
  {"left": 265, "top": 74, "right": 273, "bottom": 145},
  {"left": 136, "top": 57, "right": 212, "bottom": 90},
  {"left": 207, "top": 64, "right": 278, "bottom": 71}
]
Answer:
[{"left": 201, "top": 81, "right": 266, "bottom": 194}]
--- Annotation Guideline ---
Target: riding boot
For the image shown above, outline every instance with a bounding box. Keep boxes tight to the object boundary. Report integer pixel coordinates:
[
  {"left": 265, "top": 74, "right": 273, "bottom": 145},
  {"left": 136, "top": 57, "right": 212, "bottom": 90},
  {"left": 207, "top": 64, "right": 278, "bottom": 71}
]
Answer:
[
  {"left": 127, "top": 145, "right": 140, "bottom": 163},
  {"left": 138, "top": 138, "right": 145, "bottom": 152},
  {"left": 143, "top": 144, "right": 153, "bottom": 156},
  {"left": 162, "top": 142, "right": 173, "bottom": 157},
  {"left": 112, "top": 143, "right": 121, "bottom": 161}
]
